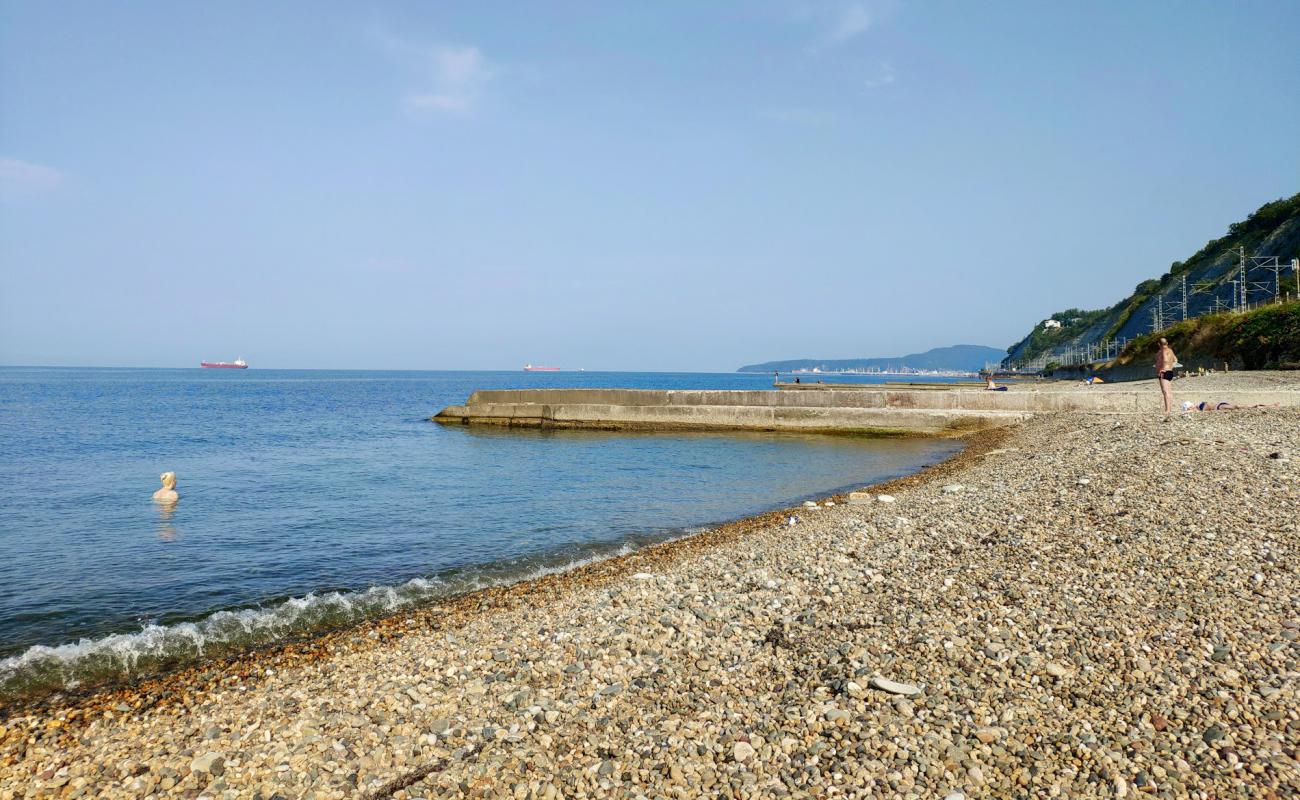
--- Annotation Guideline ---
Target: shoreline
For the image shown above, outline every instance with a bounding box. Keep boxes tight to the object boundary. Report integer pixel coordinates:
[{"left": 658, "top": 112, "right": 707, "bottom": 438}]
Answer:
[
  {"left": 0, "top": 429, "right": 1001, "bottom": 720},
  {"left": 4, "top": 407, "right": 1297, "bottom": 798}
]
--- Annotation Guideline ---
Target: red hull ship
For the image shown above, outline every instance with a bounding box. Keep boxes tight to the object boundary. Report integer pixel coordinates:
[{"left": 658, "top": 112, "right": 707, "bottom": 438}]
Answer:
[
  {"left": 524, "top": 364, "right": 560, "bottom": 371},
  {"left": 201, "top": 358, "right": 248, "bottom": 369}
]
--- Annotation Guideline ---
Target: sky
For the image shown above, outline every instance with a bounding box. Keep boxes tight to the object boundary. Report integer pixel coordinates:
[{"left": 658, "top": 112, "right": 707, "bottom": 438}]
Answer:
[{"left": 2, "top": 1, "right": 1298, "bottom": 371}]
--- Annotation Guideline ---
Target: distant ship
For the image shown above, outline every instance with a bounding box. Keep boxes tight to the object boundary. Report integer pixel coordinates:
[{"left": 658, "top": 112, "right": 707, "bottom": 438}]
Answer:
[
  {"left": 200, "top": 358, "right": 248, "bottom": 369},
  {"left": 524, "top": 364, "right": 560, "bottom": 372}
]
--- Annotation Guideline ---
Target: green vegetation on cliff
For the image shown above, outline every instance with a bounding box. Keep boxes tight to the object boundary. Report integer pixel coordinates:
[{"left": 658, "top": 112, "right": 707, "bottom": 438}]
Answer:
[
  {"left": 1115, "top": 301, "right": 1300, "bottom": 371},
  {"left": 1004, "top": 308, "right": 1111, "bottom": 366}
]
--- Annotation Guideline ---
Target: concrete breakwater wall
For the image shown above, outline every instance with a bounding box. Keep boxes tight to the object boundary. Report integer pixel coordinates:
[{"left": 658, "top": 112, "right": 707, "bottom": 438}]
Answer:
[
  {"left": 433, "top": 385, "right": 1300, "bottom": 435},
  {"left": 434, "top": 389, "right": 1031, "bottom": 436}
]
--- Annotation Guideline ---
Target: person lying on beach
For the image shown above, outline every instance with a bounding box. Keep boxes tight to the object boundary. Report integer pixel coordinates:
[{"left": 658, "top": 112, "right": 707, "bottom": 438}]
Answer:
[
  {"left": 983, "top": 374, "right": 1008, "bottom": 391},
  {"left": 153, "top": 471, "right": 179, "bottom": 503},
  {"left": 1180, "top": 400, "right": 1281, "bottom": 413}
]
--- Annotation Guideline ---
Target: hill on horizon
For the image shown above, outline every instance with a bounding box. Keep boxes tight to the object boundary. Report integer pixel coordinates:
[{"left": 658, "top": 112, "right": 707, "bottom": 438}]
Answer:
[{"left": 737, "top": 345, "right": 1006, "bottom": 374}]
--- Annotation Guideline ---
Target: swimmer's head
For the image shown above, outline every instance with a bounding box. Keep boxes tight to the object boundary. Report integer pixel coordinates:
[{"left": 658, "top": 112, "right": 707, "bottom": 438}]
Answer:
[{"left": 160, "top": 471, "right": 176, "bottom": 489}]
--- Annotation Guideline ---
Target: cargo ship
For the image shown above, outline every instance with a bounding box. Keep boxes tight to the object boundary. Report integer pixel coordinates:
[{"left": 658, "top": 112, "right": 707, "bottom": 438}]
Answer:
[
  {"left": 200, "top": 358, "right": 248, "bottom": 369},
  {"left": 524, "top": 364, "right": 560, "bottom": 372}
]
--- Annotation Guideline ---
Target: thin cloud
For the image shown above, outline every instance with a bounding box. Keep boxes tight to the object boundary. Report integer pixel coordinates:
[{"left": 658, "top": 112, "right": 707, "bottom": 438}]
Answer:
[
  {"left": 827, "top": 4, "right": 874, "bottom": 45},
  {"left": 404, "top": 45, "right": 492, "bottom": 115},
  {"left": 802, "top": 0, "right": 898, "bottom": 51},
  {"left": 0, "top": 158, "right": 63, "bottom": 199},
  {"left": 863, "top": 62, "right": 897, "bottom": 88},
  {"left": 376, "top": 32, "right": 494, "bottom": 116}
]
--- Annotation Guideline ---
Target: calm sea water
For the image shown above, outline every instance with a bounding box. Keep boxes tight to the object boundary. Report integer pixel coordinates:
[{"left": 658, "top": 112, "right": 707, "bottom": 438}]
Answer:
[{"left": 0, "top": 368, "right": 961, "bottom": 699}]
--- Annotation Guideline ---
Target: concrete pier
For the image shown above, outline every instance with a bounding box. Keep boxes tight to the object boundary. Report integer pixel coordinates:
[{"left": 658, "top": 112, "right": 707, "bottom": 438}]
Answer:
[
  {"left": 435, "top": 389, "right": 1027, "bottom": 436},
  {"left": 433, "top": 378, "right": 1300, "bottom": 436}
]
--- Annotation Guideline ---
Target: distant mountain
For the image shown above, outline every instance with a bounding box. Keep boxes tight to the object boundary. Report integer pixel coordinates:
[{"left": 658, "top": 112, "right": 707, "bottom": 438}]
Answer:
[{"left": 737, "top": 345, "right": 1007, "bottom": 374}]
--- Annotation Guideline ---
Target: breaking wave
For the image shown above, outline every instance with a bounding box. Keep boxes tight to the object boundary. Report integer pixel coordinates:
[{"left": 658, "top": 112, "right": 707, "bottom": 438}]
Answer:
[{"left": 0, "top": 537, "right": 662, "bottom": 703}]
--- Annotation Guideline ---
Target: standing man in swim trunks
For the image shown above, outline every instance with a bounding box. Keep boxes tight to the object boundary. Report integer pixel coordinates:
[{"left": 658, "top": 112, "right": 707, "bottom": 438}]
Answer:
[{"left": 1155, "top": 337, "right": 1177, "bottom": 413}]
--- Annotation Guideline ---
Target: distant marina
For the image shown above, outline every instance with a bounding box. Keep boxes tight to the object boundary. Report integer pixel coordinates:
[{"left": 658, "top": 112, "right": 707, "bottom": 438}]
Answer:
[{"left": 786, "top": 366, "right": 977, "bottom": 377}]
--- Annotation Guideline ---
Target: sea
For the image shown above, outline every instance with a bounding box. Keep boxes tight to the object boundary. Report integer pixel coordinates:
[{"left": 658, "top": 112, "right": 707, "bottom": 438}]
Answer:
[{"left": 0, "top": 367, "right": 964, "bottom": 701}]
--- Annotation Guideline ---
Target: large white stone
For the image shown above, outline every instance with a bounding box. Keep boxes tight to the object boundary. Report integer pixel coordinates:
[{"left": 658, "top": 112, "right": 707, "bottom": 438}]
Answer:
[
  {"left": 190, "top": 752, "right": 224, "bottom": 776},
  {"left": 869, "top": 676, "right": 921, "bottom": 696},
  {"left": 732, "top": 741, "right": 756, "bottom": 762}
]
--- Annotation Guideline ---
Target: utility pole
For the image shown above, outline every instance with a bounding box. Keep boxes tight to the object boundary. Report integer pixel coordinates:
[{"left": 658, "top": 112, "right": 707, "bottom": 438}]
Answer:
[
  {"left": 1180, "top": 274, "right": 1188, "bottom": 319},
  {"left": 1237, "top": 246, "right": 1247, "bottom": 311},
  {"left": 1268, "top": 259, "right": 1285, "bottom": 303}
]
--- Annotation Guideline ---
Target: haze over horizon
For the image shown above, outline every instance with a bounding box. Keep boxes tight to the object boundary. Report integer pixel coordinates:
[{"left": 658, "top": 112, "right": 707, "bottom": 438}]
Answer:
[{"left": 2, "top": 2, "right": 1298, "bottom": 371}]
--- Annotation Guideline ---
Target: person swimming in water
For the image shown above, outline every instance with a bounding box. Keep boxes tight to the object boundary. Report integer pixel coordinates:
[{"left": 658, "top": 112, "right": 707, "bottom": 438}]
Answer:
[{"left": 152, "top": 471, "right": 179, "bottom": 503}]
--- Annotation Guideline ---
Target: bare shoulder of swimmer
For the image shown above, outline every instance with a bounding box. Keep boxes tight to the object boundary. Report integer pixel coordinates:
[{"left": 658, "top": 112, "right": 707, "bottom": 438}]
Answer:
[{"left": 153, "top": 471, "right": 180, "bottom": 501}]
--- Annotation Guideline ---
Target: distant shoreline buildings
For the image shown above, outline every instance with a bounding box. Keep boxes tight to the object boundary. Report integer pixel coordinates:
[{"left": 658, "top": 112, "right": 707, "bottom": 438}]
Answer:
[{"left": 787, "top": 366, "right": 977, "bottom": 377}]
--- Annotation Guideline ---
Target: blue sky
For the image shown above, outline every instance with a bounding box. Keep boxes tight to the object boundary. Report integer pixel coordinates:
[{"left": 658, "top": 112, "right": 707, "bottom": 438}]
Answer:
[{"left": 2, "top": 1, "right": 1298, "bottom": 370}]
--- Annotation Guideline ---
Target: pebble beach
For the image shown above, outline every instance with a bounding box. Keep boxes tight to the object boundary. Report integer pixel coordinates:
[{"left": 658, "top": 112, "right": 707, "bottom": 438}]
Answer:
[{"left": 3, "top": 401, "right": 1298, "bottom": 799}]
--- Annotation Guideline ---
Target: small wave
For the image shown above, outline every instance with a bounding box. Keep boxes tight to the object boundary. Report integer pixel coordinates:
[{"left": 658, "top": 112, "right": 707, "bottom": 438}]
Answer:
[{"left": 0, "top": 537, "right": 656, "bottom": 702}]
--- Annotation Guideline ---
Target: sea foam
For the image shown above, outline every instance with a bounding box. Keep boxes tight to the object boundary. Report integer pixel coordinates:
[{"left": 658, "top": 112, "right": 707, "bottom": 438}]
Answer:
[{"left": 0, "top": 538, "right": 652, "bottom": 701}]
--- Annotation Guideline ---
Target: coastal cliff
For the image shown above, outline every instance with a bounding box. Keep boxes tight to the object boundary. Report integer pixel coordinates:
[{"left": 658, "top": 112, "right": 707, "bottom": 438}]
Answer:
[
  {"left": 1109, "top": 300, "right": 1300, "bottom": 375},
  {"left": 1006, "top": 193, "right": 1300, "bottom": 368}
]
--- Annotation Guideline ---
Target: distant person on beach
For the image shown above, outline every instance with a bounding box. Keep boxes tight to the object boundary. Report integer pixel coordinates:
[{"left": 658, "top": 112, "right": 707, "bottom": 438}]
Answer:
[
  {"left": 1155, "top": 338, "right": 1177, "bottom": 413},
  {"left": 983, "top": 373, "right": 1008, "bottom": 391},
  {"left": 152, "top": 472, "right": 179, "bottom": 503}
]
